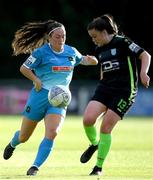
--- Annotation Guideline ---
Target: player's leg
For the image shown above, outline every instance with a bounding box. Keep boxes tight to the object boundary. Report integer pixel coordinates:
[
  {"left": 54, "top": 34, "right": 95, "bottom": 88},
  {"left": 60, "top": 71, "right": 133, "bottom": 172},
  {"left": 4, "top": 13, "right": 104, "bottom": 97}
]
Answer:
[
  {"left": 3, "top": 116, "right": 38, "bottom": 160},
  {"left": 27, "top": 111, "right": 65, "bottom": 176},
  {"left": 80, "top": 100, "right": 107, "bottom": 163},
  {"left": 3, "top": 88, "right": 44, "bottom": 160},
  {"left": 32, "top": 114, "right": 64, "bottom": 167},
  {"left": 90, "top": 109, "right": 120, "bottom": 175}
]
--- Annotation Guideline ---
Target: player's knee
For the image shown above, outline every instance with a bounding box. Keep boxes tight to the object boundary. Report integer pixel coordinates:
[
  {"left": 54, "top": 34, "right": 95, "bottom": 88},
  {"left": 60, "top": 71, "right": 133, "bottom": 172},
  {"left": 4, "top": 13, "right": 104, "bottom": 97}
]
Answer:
[
  {"left": 83, "top": 116, "right": 95, "bottom": 126},
  {"left": 101, "top": 127, "right": 111, "bottom": 134},
  {"left": 46, "top": 130, "right": 57, "bottom": 140},
  {"left": 101, "top": 124, "right": 113, "bottom": 133}
]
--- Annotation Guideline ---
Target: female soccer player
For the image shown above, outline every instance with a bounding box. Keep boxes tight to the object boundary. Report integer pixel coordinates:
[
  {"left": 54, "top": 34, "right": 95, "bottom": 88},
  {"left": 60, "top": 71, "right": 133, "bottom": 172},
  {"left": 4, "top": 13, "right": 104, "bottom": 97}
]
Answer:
[
  {"left": 80, "top": 14, "right": 151, "bottom": 175},
  {"left": 3, "top": 20, "right": 98, "bottom": 176}
]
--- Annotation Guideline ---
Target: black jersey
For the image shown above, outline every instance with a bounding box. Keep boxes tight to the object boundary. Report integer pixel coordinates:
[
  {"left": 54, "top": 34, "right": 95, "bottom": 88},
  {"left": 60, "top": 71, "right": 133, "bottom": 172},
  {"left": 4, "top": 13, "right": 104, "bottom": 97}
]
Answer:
[{"left": 95, "top": 35, "right": 144, "bottom": 96}]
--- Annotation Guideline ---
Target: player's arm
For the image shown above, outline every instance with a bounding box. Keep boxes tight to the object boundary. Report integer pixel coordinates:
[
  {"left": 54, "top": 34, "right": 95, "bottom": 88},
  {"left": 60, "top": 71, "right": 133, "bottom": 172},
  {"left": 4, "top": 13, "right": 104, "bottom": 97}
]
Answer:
[
  {"left": 125, "top": 37, "right": 151, "bottom": 88},
  {"left": 138, "top": 51, "right": 151, "bottom": 88},
  {"left": 20, "top": 65, "right": 42, "bottom": 91},
  {"left": 80, "top": 55, "right": 98, "bottom": 65}
]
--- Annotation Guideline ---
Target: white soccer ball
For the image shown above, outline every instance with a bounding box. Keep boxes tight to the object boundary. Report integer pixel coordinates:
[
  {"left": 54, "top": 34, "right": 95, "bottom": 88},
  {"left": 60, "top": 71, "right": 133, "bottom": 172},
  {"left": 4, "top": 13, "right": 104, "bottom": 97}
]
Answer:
[{"left": 48, "top": 85, "right": 71, "bottom": 108}]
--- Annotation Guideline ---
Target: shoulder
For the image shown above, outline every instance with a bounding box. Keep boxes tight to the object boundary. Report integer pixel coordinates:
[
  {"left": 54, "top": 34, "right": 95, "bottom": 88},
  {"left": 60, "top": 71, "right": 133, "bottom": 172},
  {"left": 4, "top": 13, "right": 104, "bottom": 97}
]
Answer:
[
  {"left": 114, "top": 35, "right": 144, "bottom": 55},
  {"left": 64, "top": 44, "right": 80, "bottom": 54},
  {"left": 35, "top": 44, "right": 49, "bottom": 52},
  {"left": 114, "top": 35, "right": 137, "bottom": 46},
  {"left": 32, "top": 44, "right": 49, "bottom": 57},
  {"left": 64, "top": 44, "right": 75, "bottom": 51},
  {"left": 112, "top": 35, "right": 127, "bottom": 44},
  {"left": 111, "top": 35, "right": 136, "bottom": 50}
]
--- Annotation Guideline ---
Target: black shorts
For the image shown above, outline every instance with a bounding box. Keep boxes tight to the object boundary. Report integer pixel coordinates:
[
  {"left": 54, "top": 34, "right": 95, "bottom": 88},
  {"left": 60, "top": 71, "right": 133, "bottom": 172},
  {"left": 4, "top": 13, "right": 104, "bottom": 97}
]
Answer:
[{"left": 91, "top": 84, "right": 137, "bottom": 119}]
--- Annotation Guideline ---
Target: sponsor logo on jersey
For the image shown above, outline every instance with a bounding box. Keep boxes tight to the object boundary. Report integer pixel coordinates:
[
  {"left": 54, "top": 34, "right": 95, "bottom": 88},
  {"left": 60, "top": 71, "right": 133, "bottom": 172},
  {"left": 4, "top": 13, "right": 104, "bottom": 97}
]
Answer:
[
  {"left": 129, "top": 43, "right": 141, "bottom": 53},
  {"left": 52, "top": 66, "right": 73, "bottom": 72},
  {"left": 25, "top": 55, "right": 36, "bottom": 65},
  {"left": 102, "top": 59, "right": 120, "bottom": 72}
]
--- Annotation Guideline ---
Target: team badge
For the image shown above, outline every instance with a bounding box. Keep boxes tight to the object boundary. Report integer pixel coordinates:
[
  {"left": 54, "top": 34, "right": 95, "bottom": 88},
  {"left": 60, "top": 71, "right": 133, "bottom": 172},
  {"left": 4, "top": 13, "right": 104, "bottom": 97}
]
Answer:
[
  {"left": 111, "top": 48, "right": 116, "bottom": 56},
  {"left": 68, "top": 56, "right": 74, "bottom": 61}
]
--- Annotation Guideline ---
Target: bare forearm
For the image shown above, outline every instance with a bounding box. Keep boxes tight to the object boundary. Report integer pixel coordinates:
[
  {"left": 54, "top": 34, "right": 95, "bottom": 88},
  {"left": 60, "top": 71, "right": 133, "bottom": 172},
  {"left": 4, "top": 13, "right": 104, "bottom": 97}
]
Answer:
[
  {"left": 20, "top": 65, "right": 38, "bottom": 82},
  {"left": 20, "top": 65, "right": 42, "bottom": 91},
  {"left": 140, "top": 51, "right": 151, "bottom": 74},
  {"left": 139, "top": 51, "right": 151, "bottom": 88}
]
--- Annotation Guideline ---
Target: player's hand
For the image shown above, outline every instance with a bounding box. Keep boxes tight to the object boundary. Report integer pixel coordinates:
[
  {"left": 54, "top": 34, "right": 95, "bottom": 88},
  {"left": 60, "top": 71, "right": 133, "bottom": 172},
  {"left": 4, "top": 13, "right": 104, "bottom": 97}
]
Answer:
[
  {"left": 33, "top": 78, "right": 42, "bottom": 91},
  {"left": 140, "top": 72, "right": 150, "bottom": 88},
  {"left": 86, "top": 55, "right": 98, "bottom": 65}
]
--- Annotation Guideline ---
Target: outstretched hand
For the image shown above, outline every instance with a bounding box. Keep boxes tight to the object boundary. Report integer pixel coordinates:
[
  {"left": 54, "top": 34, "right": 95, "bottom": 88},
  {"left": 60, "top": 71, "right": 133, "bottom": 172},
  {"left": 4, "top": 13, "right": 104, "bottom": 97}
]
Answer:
[
  {"left": 140, "top": 72, "right": 150, "bottom": 88},
  {"left": 85, "top": 55, "right": 98, "bottom": 65}
]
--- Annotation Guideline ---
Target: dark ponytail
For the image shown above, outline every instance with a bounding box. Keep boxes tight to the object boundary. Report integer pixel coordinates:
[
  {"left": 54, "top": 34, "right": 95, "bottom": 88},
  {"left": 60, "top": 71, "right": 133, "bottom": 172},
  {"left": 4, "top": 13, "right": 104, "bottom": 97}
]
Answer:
[{"left": 87, "top": 13, "right": 118, "bottom": 35}]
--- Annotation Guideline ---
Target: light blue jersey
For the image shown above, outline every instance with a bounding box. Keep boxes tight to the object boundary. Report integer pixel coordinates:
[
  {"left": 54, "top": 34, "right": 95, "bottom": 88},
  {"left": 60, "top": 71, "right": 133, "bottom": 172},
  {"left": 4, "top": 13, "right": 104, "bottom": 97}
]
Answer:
[{"left": 23, "top": 43, "right": 83, "bottom": 90}]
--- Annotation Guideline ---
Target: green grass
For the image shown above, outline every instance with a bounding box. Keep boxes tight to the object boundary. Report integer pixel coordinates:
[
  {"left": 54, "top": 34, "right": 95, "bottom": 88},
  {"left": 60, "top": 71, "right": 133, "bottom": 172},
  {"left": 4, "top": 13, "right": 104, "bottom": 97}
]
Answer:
[{"left": 0, "top": 115, "right": 153, "bottom": 180}]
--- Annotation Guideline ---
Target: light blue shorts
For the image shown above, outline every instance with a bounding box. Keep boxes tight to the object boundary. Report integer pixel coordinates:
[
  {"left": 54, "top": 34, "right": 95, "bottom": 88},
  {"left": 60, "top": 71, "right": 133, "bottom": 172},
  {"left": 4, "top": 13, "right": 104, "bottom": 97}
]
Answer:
[{"left": 22, "top": 87, "right": 67, "bottom": 121}]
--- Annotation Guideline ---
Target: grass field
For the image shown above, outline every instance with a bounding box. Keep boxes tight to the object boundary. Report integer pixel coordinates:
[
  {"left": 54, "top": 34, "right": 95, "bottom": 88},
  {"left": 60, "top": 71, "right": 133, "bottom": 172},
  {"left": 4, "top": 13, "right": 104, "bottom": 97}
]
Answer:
[{"left": 0, "top": 115, "right": 153, "bottom": 180}]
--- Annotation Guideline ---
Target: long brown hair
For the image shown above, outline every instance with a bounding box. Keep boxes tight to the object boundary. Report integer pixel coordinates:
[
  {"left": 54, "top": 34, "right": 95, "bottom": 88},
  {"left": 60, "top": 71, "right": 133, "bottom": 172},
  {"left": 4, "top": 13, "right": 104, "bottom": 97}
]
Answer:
[{"left": 12, "top": 20, "right": 64, "bottom": 56}]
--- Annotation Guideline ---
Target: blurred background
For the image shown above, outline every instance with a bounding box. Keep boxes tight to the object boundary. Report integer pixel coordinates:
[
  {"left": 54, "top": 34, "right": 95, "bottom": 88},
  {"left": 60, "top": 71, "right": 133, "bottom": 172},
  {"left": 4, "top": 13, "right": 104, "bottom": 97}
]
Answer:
[{"left": 0, "top": 0, "right": 153, "bottom": 116}]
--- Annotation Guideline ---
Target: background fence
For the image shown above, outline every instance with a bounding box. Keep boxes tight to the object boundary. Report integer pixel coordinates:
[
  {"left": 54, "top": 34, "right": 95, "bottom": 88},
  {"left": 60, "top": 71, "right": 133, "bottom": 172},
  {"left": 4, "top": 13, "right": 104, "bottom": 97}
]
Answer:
[{"left": 0, "top": 79, "right": 152, "bottom": 116}]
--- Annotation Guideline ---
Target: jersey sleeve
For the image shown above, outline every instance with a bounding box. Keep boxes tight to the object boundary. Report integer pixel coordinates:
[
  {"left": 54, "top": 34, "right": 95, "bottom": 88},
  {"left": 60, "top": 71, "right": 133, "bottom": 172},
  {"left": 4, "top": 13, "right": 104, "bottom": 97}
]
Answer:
[
  {"left": 72, "top": 47, "right": 83, "bottom": 66},
  {"left": 23, "top": 49, "right": 42, "bottom": 69},
  {"left": 124, "top": 37, "right": 144, "bottom": 58}
]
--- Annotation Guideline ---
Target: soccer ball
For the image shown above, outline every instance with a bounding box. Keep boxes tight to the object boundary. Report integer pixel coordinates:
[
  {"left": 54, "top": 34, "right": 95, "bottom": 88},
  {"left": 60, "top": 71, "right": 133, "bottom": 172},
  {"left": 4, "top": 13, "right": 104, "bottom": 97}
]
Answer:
[{"left": 48, "top": 85, "right": 71, "bottom": 108}]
